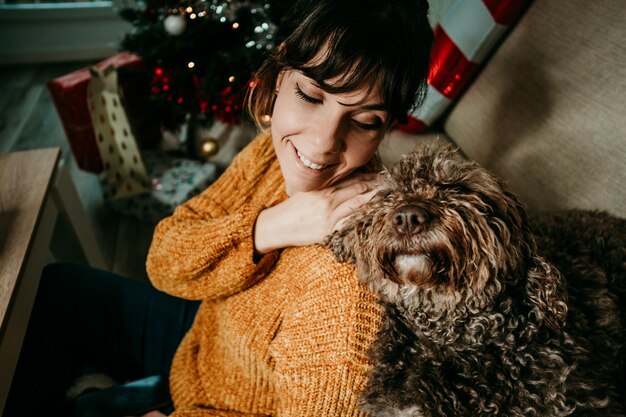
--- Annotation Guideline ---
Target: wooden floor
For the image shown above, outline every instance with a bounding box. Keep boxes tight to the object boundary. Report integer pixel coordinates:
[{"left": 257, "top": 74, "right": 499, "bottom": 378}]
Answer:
[{"left": 0, "top": 61, "right": 154, "bottom": 283}]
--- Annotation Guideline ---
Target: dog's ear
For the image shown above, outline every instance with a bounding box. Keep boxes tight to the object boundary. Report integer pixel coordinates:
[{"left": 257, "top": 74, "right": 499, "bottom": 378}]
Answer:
[
  {"left": 525, "top": 256, "right": 568, "bottom": 331},
  {"left": 323, "top": 225, "right": 357, "bottom": 263}
]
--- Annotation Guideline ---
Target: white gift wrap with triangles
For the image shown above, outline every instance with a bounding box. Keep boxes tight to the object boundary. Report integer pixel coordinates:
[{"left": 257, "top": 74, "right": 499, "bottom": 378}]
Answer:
[
  {"left": 103, "top": 150, "right": 218, "bottom": 224},
  {"left": 87, "top": 65, "right": 150, "bottom": 199}
]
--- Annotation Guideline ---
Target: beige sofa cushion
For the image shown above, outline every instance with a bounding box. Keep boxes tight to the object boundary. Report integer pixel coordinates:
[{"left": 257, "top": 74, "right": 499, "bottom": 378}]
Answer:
[
  {"left": 379, "top": 131, "right": 456, "bottom": 168},
  {"left": 444, "top": 0, "right": 626, "bottom": 218}
]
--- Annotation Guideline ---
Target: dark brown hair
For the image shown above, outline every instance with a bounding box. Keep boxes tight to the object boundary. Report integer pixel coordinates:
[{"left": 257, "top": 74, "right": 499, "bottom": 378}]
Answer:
[{"left": 247, "top": 0, "right": 433, "bottom": 130}]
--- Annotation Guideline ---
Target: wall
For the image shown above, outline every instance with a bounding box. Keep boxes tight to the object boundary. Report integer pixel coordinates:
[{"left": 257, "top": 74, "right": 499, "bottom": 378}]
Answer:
[{"left": 0, "top": 1, "right": 131, "bottom": 65}]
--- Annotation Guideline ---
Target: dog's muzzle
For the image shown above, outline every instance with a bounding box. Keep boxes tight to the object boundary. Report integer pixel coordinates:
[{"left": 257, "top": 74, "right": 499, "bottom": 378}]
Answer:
[{"left": 393, "top": 205, "right": 431, "bottom": 235}]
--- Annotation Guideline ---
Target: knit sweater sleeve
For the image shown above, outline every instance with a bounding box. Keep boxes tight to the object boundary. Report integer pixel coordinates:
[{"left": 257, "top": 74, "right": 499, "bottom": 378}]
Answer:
[{"left": 146, "top": 133, "right": 282, "bottom": 300}]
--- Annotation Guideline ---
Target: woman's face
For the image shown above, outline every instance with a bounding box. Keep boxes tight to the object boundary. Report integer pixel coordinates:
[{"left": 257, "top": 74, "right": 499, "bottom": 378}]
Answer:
[{"left": 271, "top": 69, "right": 388, "bottom": 195}]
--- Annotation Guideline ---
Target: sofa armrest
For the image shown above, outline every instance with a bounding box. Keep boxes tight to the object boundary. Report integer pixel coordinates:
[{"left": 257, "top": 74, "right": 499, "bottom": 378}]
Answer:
[{"left": 441, "top": 0, "right": 626, "bottom": 218}]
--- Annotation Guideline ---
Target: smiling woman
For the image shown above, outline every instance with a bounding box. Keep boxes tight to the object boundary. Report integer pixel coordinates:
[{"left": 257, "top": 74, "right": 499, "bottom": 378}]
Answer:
[
  {"left": 247, "top": 0, "right": 432, "bottom": 254},
  {"left": 149, "top": 3, "right": 432, "bottom": 414},
  {"left": 6, "top": 0, "right": 433, "bottom": 416}
]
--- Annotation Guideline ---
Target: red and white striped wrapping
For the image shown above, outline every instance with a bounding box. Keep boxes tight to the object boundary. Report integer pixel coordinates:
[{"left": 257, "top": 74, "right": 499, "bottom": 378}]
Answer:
[{"left": 400, "top": 0, "right": 529, "bottom": 133}]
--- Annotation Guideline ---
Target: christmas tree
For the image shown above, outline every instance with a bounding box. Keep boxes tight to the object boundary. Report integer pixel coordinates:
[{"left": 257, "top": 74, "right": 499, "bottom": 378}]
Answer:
[{"left": 118, "top": 0, "right": 293, "bottom": 131}]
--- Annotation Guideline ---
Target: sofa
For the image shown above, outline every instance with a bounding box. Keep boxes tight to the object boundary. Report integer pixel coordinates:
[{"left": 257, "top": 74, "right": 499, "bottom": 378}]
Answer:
[{"left": 381, "top": 0, "right": 625, "bottom": 220}]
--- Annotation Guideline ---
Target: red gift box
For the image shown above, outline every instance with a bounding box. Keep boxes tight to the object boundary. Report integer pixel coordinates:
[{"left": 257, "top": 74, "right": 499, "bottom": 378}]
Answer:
[{"left": 48, "top": 52, "right": 143, "bottom": 173}]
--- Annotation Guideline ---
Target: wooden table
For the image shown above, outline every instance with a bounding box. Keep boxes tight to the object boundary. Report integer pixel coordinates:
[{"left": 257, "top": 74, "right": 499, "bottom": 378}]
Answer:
[{"left": 0, "top": 148, "right": 106, "bottom": 414}]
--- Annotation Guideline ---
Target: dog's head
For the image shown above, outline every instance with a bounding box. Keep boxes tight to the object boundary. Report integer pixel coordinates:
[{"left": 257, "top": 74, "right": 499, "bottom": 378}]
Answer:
[{"left": 325, "top": 142, "right": 567, "bottom": 329}]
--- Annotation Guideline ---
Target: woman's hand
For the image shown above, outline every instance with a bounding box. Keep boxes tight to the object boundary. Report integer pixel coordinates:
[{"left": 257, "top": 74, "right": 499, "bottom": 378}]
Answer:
[{"left": 254, "top": 173, "right": 378, "bottom": 255}]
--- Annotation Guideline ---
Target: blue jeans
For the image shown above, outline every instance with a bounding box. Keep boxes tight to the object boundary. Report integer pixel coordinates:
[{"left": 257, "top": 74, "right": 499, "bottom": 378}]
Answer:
[{"left": 4, "top": 263, "right": 200, "bottom": 417}]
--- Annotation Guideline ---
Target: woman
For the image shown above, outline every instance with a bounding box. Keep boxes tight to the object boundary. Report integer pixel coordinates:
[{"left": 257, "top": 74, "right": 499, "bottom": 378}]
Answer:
[
  {"left": 146, "top": 0, "right": 432, "bottom": 414},
  {"left": 5, "top": 0, "right": 432, "bottom": 415}
]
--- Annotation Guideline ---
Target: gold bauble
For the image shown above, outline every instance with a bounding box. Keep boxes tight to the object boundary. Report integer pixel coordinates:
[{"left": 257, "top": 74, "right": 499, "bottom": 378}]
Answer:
[{"left": 199, "top": 138, "right": 219, "bottom": 159}]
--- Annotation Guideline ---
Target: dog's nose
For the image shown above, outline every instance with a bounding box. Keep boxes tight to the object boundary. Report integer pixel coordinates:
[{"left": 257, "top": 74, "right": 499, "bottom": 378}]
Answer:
[{"left": 393, "top": 205, "right": 430, "bottom": 235}]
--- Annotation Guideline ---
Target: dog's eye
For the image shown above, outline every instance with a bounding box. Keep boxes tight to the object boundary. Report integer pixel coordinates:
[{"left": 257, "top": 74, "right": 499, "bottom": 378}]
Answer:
[
  {"left": 440, "top": 182, "right": 471, "bottom": 195},
  {"left": 378, "top": 190, "right": 393, "bottom": 201}
]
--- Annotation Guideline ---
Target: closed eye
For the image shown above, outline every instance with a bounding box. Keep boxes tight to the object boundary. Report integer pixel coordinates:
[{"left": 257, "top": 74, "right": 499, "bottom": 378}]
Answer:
[
  {"left": 295, "top": 84, "right": 322, "bottom": 104},
  {"left": 295, "top": 83, "right": 383, "bottom": 131},
  {"left": 354, "top": 120, "right": 382, "bottom": 131}
]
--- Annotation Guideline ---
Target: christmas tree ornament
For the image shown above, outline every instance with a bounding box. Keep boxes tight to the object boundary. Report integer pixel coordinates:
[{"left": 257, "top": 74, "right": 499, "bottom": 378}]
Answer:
[
  {"left": 192, "top": 119, "right": 256, "bottom": 170},
  {"left": 164, "top": 14, "right": 186, "bottom": 36},
  {"left": 199, "top": 138, "right": 220, "bottom": 159},
  {"left": 87, "top": 64, "right": 150, "bottom": 199}
]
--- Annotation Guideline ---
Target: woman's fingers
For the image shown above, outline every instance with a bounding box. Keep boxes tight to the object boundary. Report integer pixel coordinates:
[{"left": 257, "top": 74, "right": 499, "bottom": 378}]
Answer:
[
  {"left": 323, "top": 173, "right": 379, "bottom": 234},
  {"left": 255, "top": 172, "right": 380, "bottom": 252},
  {"left": 325, "top": 174, "right": 378, "bottom": 208},
  {"left": 332, "top": 189, "right": 378, "bottom": 232}
]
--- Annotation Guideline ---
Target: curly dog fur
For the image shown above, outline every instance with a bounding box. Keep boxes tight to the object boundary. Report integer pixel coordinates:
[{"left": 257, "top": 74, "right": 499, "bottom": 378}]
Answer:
[{"left": 325, "top": 142, "right": 625, "bottom": 416}]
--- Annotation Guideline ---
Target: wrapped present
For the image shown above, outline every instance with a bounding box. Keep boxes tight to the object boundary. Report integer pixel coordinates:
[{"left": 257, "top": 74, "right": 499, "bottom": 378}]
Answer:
[
  {"left": 87, "top": 65, "right": 150, "bottom": 199},
  {"left": 104, "top": 150, "right": 218, "bottom": 224},
  {"left": 48, "top": 52, "right": 143, "bottom": 173}
]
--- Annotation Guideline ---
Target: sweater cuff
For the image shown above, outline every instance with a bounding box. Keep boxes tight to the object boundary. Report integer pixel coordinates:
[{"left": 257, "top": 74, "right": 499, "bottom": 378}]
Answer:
[
  {"left": 278, "top": 365, "right": 369, "bottom": 417},
  {"left": 234, "top": 203, "right": 280, "bottom": 287}
]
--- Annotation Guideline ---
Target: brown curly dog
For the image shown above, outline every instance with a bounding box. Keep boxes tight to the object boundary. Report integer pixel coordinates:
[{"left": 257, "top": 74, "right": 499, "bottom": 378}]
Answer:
[{"left": 325, "top": 142, "right": 625, "bottom": 417}]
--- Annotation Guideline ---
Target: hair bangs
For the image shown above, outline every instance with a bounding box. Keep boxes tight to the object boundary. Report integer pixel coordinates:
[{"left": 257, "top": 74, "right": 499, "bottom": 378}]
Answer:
[
  {"left": 286, "top": 27, "right": 390, "bottom": 111},
  {"left": 285, "top": 13, "right": 424, "bottom": 124},
  {"left": 247, "top": 0, "right": 433, "bottom": 129}
]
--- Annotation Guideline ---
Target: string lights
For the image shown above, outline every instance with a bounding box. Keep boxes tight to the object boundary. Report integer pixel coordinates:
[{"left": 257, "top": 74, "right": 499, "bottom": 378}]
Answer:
[
  {"left": 119, "top": 0, "right": 281, "bottom": 130},
  {"left": 162, "top": 1, "right": 277, "bottom": 50}
]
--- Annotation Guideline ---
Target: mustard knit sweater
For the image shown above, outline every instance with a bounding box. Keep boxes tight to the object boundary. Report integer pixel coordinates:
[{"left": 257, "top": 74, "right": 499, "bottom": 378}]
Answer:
[{"left": 146, "top": 132, "right": 383, "bottom": 417}]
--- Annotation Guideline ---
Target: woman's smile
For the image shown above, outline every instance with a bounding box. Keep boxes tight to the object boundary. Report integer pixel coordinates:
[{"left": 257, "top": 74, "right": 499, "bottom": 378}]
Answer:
[
  {"left": 287, "top": 140, "right": 337, "bottom": 183},
  {"left": 296, "top": 148, "right": 328, "bottom": 170}
]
